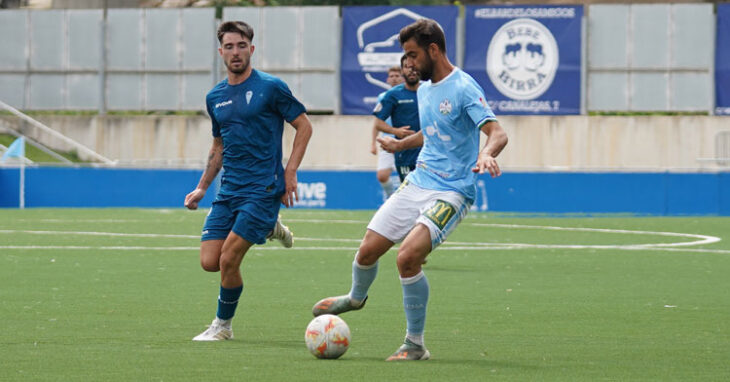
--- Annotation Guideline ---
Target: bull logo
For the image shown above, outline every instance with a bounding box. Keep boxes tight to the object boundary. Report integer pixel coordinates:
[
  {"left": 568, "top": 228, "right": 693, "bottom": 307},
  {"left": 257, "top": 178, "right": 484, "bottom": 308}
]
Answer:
[{"left": 486, "top": 18, "right": 558, "bottom": 100}]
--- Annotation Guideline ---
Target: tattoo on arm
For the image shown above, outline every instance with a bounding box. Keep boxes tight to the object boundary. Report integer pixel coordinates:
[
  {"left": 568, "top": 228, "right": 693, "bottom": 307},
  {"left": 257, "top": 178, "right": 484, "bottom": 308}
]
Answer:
[{"left": 199, "top": 138, "right": 223, "bottom": 189}]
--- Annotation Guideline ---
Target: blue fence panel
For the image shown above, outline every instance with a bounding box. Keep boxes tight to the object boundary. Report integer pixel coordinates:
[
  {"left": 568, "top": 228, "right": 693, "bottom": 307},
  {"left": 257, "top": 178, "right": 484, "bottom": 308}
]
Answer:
[
  {"left": 486, "top": 172, "right": 666, "bottom": 214},
  {"left": 295, "top": 170, "right": 381, "bottom": 209},
  {"left": 0, "top": 167, "right": 21, "bottom": 208},
  {"left": 0, "top": 167, "right": 216, "bottom": 208},
  {"left": 665, "top": 173, "right": 719, "bottom": 215},
  {"left": 720, "top": 172, "right": 730, "bottom": 215},
  {"left": 0, "top": 167, "right": 726, "bottom": 215}
]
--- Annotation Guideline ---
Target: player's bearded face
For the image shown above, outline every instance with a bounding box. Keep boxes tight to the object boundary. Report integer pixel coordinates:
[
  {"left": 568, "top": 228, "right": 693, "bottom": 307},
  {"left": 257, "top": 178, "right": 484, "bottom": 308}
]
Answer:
[
  {"left": 403, "top": 39, "right": 433, "bottom": 81},
  {"left": 402, "top": 63, "right": 420, "bottom": 86},
  {"left": 220, "top": 33, "right": 253, "bottom": 75}
]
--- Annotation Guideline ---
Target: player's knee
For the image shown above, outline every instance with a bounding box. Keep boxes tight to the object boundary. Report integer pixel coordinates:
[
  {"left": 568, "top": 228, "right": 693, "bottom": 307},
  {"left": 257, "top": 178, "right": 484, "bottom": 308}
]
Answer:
[
  {"left": 200, "top": 258, "right": 220, "bottom": 272},
  {"left": 376, "top": 171, "right": 390, "bottom": 183},
  {"left": 218, "top": 255, "right": 237, "bottom": 272},
  {"left": 396, "top": 250, "right": 422, "bottom": 276},
  {"left": 357, "top": 243, "right": 385, "bottom": 265}
]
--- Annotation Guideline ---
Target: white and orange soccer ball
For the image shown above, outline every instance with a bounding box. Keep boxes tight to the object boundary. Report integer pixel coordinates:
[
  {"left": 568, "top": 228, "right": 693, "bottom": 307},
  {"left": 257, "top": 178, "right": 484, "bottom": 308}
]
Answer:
[{"left": 304, "top": 314, "right": 351, "bottom": 359}]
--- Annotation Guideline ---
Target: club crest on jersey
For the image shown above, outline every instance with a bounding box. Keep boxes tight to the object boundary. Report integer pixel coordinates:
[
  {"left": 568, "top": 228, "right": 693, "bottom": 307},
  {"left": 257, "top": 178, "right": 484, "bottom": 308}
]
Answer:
[
  {"left": 245, "top": 90, "right": 253, "bottom": 104},
  {"left": 439, "top": 99, "right": 452, "bottom": 115},
  {"left": 486, "top": 18, "right": 559, "bottom": 100}
]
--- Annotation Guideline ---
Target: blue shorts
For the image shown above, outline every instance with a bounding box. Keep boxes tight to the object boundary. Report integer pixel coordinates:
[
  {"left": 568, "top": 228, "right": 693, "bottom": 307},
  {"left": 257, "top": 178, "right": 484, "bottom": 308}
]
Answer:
[{"left": 201, "top": 195, "right": 281, "bottom": 245}]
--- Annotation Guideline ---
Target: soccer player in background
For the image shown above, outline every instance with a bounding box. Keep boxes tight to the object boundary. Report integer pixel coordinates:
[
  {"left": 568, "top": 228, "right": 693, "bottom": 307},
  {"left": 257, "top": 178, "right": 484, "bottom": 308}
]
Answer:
[
  {"left": 312, "top": 19, "right": 508, "bottom": 361},
  {"left": 372, "top": 55, "right": 421, "bottom": 182},
  {"left": 184, "top": 20, "right": 312, "bottom": 341},
  {"left": 371, "top": 66, "right": 404, "bottom": 201}
]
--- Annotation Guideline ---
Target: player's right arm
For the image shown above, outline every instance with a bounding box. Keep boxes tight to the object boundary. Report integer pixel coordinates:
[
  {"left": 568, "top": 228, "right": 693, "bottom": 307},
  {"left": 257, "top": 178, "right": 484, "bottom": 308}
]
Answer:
[
  {"left": 370, "top": 125, "right": 378, "bottom": 155},
  {"left": 184, "top": 136, "right": 223, "bottom": 210},
  {"left": 377, "top": 131, "right": 423, "bottom": 153},
  {"left": 373, "top": 91, "right": 414, "bottom": 139},
  {"left": 373, "top": 118, "right": 414, "bottom": 139}
]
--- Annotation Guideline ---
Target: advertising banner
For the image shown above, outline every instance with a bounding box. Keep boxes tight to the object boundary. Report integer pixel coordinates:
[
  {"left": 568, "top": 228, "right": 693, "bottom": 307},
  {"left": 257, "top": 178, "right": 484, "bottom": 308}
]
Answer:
[
  {"left": 716, "top": 4, "right": 730, "bottom": 115},
  {"left": 341, "top": 6, "right": 458, "bottom": 115},
  {"left": 464, "top": 5, "right": 583, "bottom": 115}
]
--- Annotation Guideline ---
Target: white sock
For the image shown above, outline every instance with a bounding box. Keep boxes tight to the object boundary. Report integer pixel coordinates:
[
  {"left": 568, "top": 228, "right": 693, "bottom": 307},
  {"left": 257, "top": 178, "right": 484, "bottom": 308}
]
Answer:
[
  {"left": 214, "top": 317, "right": 232, "bottom": 329},
  {"left": 406, "top": 334, "right": 424, "bottom": 347},
  {"left": 380, "top": 180, "right": 395, "bottom": 199}
]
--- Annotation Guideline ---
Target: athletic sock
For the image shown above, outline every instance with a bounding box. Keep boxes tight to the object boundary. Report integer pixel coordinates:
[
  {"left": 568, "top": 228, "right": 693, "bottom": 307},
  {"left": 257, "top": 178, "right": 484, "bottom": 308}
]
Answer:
[
  {"left": 401, "top": 271, "right": 429, "bottom": 344},
  {"left": 406, "top": 333, "right": 425, "bottom": 347},
  {"left": 216, "top": 284, "right": 243, "bottom": 320},
  {"left": 348, "top": 252, "right": 378, "bottom": 305}
]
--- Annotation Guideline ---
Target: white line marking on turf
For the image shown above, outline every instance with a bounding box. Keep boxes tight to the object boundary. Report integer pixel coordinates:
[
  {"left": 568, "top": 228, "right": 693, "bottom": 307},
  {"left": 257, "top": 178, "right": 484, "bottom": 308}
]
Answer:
[
  {"left": 466, "top": 223, "right": 721, "bottom": 247},
  {"left": 1, "top": 245, "right": 729, "bottom": 254},
  {"left": 0, "top": 229, "right": 200, "bottom": 239},
  {"left": 0, "top": 222, "right": 725, "bottom": 254}
]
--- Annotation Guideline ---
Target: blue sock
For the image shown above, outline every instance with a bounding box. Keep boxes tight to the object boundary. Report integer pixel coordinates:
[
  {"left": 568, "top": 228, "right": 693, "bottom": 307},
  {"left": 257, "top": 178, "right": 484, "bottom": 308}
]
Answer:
[
  {"left": 348, "top": 253, "right": 378, "bottom": 304},
  {"left": 216, "top": 284, "right": 243, "bottom": 320},
  {"left": 401, "top": 272, "right": 429, "bottom": 338}
]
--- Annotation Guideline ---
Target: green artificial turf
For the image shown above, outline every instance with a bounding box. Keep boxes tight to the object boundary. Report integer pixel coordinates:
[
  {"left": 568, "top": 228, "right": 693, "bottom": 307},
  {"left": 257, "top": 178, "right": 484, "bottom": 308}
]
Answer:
[{"left": 1, "top": 209, "right": 728, "bottom": 381}]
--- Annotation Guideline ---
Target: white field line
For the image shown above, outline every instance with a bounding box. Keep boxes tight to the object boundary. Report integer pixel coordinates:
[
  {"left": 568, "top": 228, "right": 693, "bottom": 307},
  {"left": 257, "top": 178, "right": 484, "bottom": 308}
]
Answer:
[
  {"left": 1, "top": 244, "right": 729, "bottom": 255},
  {"left": 0, "top": 222, "right": 725, "bottom": 254},
  {"left": 466, "top": 223, "right": 721, "bottom": 247}
]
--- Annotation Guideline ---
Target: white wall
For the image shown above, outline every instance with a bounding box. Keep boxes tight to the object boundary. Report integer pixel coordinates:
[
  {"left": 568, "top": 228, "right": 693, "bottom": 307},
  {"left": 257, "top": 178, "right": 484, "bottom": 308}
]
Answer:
[{"left": 2, "top": 114, "right": 728, "bottom": 172}]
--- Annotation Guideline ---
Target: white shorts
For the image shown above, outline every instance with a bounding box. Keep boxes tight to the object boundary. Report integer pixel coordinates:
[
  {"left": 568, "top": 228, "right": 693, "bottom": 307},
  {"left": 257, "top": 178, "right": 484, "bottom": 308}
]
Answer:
[
  {"left": 367, "top": 180, "right": 471, "bottom": 249},
  {"left": 376, "top": 149, "right": 395, "bottom": 171}
]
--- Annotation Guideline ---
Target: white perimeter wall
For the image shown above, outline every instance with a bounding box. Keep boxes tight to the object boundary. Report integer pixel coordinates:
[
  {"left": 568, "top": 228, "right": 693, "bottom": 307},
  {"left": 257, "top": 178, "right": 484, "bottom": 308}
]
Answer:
[{"left": 1, "top": 115, "right": 728, "bottom": 172}]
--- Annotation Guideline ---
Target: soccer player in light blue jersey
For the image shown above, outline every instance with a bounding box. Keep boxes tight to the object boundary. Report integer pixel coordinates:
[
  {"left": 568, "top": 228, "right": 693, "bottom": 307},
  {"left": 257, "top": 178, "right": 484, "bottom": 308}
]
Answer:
[
  {"left": 184, "top": 21, "right": 312, "bottom": 341},
  {"left": 313, "top": 19, "right": 508, "bottom": 361}
]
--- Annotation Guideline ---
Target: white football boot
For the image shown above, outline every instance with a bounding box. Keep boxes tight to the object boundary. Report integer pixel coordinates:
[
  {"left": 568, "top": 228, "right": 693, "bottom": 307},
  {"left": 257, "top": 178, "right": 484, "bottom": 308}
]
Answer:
[
  {"left": 267, "top": 215, "right": 293, "bottom": 248},
  {"left": 192, "top": 318, "right": 233, "bottom": 341}
]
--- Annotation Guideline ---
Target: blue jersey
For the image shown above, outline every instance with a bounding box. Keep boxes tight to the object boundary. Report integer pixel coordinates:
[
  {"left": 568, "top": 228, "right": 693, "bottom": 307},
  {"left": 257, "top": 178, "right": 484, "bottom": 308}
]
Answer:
[
  {"left": 205, "top": 69, "right": 306, "bottom": 198},
  {"left": 373, "top": 83, "right": 420, "bottom": 168},
  {"left": 407, "top": 68, "right": 497, "bottom": 202},
  {"left": 376, "top": 91, "right": 394, "bottom": 138}
]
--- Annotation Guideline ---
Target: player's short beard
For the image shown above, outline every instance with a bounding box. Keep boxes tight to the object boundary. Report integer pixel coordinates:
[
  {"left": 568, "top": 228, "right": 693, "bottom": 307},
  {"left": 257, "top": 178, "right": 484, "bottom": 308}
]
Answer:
[
  {"left": 418, "top": 53, "right": 434, "bottom": 81},
  {"left": 226, "top": 57, "right": 249, "bottom": 74},
  {"left": 405, "top": 72, "right": 420, "bottom": 86}
]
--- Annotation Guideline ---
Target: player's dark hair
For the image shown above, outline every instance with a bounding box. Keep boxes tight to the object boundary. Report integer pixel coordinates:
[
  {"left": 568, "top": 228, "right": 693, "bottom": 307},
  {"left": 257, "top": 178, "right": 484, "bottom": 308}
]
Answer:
[
  {"left": 400, "top": 54, "right": 407, "bottom": 68},
  {"left": 399, "top": 18, "right": 446, "bottom": 53},
  {"left": 217, "top": 21, "right": 254, "bottom": 44}
]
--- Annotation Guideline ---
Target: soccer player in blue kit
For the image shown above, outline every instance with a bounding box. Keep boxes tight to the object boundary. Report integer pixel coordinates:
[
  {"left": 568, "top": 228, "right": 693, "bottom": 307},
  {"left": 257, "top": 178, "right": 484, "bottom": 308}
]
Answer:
[
  {"left": 184, "top": 21, "right": 312, "bottom": 341},
  {"left": 371, "top": 65, "right": 403, "bottom": 200},
  {"left": 312, "top": 19, "right": 508, "bottom": 360},
  {"left": 372, "top": 55, "right": 421, "bottom": 182}
]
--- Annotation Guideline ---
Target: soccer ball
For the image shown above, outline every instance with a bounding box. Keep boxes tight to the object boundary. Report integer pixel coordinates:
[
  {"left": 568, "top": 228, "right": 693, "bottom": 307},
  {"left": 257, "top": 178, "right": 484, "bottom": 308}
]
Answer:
[{"left": 304, "top": 314, "right": 351, "bottom": 359}]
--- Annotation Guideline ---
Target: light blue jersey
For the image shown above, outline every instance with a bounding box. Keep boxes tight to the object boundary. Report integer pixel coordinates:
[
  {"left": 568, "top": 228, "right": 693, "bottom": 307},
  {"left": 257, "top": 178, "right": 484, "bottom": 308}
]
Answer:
[{"left": 406, "top": 68, "right": 497, "bottom": 202}]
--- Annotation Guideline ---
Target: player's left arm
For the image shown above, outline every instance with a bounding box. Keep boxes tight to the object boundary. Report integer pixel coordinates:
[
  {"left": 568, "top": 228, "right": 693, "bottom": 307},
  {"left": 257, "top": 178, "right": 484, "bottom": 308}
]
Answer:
[
  {"left": 473, "top": 120, "right": 508, "bottom": 177},
  {"left": 283, "top": 113, "right": 313, "bottom": 207}
]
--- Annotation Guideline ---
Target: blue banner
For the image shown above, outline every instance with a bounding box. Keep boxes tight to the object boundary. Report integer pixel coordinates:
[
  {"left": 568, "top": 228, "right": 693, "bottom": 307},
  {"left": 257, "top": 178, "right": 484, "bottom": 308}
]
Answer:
[
  {"left": 341, "top": 6, "right": 458, "bottom": 115},
  {"left": 2, "top": 167, "right": 728, "bottom": 215},
  {"left": 464, "top": 5, "right": 583, "bottom": 115},
  {"left": 716, "top": 4, "right": 730, "bottom": 115}
]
